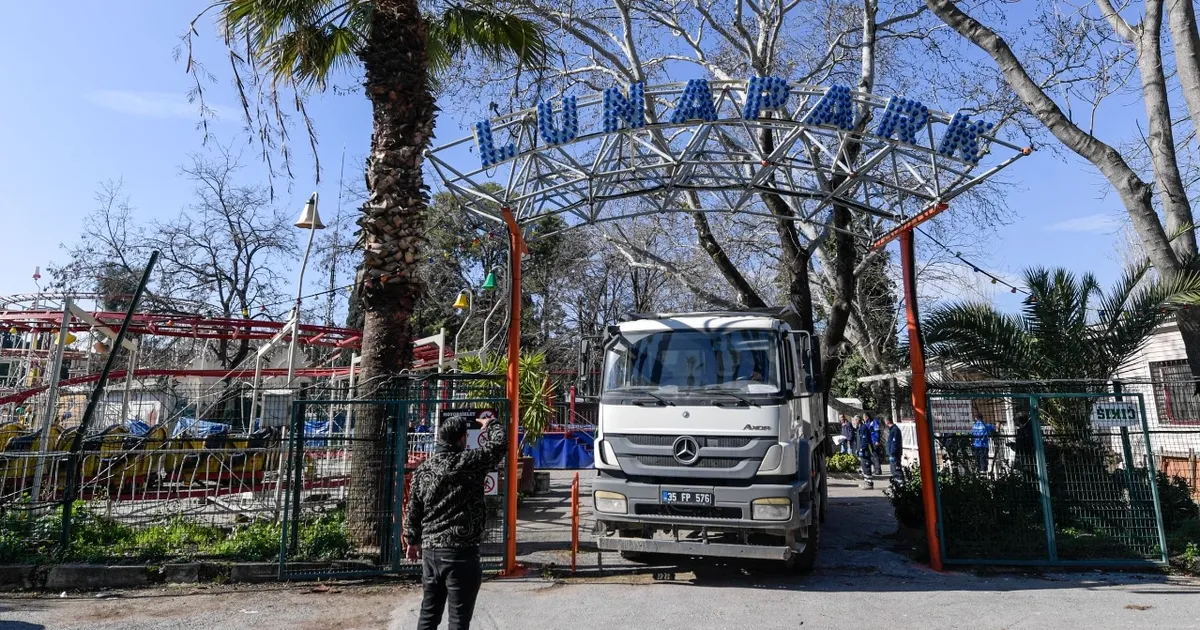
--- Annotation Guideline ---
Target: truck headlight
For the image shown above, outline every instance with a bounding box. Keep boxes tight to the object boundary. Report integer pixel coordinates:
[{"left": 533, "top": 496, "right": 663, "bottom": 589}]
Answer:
[
  {"left": 751, "top": 497, "right": 791, "bottom": 521},
  {"left": 594, "top": 490, "right": 627, "bottom": 514}
]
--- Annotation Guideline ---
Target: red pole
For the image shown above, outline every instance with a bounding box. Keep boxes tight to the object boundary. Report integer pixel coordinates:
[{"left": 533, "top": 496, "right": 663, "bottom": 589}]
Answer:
[
  {"left": 501, "top": 207, "right": 526, "bottom": 576},
  {"left": 569, "top": 385, "right": 576, "bottom": 427},
  {"left": 898, "top": 228, "right": 943, "bottom": 571}
]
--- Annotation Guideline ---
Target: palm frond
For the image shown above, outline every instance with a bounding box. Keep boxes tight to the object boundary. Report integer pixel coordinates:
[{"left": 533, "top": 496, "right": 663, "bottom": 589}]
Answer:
[
  {"left": 923, "top": 301, "right": 1037, "bottom": 380},
  {"left": 427, "top": 4, "right": 549, "bottom": 76},
  {"left": 219, "top": 0, "right": 368, "bottom": 90}
]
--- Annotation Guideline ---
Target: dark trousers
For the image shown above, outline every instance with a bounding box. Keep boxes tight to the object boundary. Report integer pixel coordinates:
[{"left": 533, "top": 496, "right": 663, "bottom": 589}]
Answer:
[
  {"left": 974, "top": 446, "right": 989, "bottom": 474},
  {"left": 417, "top": 547, "right": 482, "bottom": 630}
]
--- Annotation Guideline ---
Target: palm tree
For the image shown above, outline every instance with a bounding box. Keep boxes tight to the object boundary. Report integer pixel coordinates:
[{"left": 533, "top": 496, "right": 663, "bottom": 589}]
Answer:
[
  {"left": 924, "top": 264, "right": 1200, "bottom": 431},
  {"left": 211, "top": 0, "right": 547, "bottom": 546}
]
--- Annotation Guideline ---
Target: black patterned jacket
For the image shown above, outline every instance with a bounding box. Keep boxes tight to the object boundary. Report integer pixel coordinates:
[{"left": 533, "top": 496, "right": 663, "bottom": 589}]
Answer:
[{"left": 403, "top": 420, "right": 507, "bottom": 549}]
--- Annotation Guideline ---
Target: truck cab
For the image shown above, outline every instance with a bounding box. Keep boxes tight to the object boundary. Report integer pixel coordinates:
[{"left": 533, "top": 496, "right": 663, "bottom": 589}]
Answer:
[{"left": 591, "top": 308, "right": 828, "bottom": 570}]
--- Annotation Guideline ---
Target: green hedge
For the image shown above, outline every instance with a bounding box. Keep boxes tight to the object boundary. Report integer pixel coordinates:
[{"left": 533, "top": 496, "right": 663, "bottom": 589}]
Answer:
[{"left": 887, "top": 466, "right": 1200, "bottom": 564}]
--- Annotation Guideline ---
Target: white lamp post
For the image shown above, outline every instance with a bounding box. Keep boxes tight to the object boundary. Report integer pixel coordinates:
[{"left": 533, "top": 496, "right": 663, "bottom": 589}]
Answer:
[
  {"left": 287, "top": 192, "right": 326, "bottom": 392},
  {"left": 276, "top": 192, "right": 325, "bottom": 514}
]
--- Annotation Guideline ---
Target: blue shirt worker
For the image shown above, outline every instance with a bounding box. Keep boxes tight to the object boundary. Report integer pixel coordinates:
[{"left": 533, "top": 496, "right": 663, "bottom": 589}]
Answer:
[
  {"left": 856, "top": 415, "right": 879, "bottom": 489},
  {"left": 865, "top": 415, "right": 883, "bottom": 475},
  {"left": 971, "top": 413, "right": 996, "bottom": 474},
  {"left": 885, "top": 417, "right": 903, "bottom": 480}
]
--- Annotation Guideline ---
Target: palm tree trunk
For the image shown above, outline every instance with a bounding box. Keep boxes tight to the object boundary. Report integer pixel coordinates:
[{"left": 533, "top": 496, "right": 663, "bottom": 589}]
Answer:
[{"left": 347, "top": 0, "right": 435, "bottom": 550}]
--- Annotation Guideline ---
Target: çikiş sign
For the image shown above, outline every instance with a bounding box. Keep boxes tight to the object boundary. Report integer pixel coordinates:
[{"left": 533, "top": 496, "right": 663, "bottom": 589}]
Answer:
[
  {"left": 473, "top": 77, "right": 994, "bottom": 168},
  {"left": 1092, "top": 402, "right": 1140, "bottom": 428}
]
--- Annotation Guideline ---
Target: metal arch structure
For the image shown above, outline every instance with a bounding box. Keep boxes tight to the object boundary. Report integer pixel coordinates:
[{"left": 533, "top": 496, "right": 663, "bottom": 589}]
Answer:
[
  {"left": 425, "top": 80, "right": 1030, "bottom": 240},
  {"left": 427, "top": 78, "right": 1036, "bottom": 575}
]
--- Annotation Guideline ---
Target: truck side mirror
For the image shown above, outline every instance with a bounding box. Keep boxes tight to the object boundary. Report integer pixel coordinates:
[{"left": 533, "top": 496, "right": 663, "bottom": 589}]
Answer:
[{"left": 790, "top": 331, "right": 813, "bottom": 394}]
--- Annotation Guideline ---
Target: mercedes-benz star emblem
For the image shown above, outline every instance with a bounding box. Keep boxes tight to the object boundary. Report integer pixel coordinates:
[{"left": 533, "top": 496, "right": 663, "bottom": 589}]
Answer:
[{"left": 672, "top": 436, "right": 700, "bottom": 466}]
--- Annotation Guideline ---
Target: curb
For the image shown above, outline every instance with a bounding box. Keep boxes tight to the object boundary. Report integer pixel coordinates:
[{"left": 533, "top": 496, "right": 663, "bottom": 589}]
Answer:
[
  {"left": 46, "top": 565, "right": 147, "bottom": 591},
  {"left": 0, "top": 565, "right": 35, "bottom": 591},
  {"left": 0, "top": 561, "right": 355, "bottom": 592}
]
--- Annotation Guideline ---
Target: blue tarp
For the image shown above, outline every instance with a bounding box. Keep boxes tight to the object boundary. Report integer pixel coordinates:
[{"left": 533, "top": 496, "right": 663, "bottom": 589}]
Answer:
[
  {"left": 172, "top": 417, "right": 231, "bottom": 438},
  {"left": 524, "top": 430, "right": 594, "bottom": 469},
  {"left": 125, "top": 421, "right": 151, "bottom": 437},
  {"left": 303, "top": 416, "right": 346, "bottom": 447}
]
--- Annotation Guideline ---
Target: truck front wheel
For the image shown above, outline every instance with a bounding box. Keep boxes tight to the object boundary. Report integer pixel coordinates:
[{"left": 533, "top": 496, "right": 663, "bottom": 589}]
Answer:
[
  {"left": 818, "top": 452, "right": 828, "bottom": 524},
  {"left": 784, "top": 486, "right": 820, "bottom": 572}
]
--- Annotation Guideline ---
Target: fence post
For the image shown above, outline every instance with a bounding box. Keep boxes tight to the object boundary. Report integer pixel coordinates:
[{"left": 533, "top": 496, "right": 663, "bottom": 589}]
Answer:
[
  {"left": 1028, "top": 396, "right": 1058, "bottom": 563},
  {"left": 288, "top": 400, "right": 307, "bottom": 555},
  {"left": 571, "top": 471, "right": 579, "bottom": 575},
  {"left": 1190, "top": 449, "right": 1198, "bottom": 499},
  {"left": 1113, "top": 382, "right": 1137, "bottom": 502},
  {"left": 1134, "top": 393, "right": 1171, "bottom": 563}
]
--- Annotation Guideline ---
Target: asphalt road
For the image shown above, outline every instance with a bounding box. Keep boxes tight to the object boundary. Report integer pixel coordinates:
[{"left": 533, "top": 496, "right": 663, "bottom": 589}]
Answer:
[{"left": 3, "top": 476, "right": 1199, "bottom": 630}]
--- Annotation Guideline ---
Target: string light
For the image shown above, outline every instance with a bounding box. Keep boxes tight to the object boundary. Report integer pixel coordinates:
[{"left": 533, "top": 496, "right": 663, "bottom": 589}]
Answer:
[{"left": 915, "top": 227, "right": 1028, "bottom": 295}]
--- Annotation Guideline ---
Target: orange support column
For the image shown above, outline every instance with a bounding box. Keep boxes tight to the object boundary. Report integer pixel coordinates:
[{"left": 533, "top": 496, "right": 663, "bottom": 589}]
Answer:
[
  {"left": 568, "top": 468, "right": 578, "bottom": 571},
  {"left": 898, "top": 228, "right": 944, "bottom": 571},
  {"left": 501, "top": 207, "right": 526, "bottom": 576}
]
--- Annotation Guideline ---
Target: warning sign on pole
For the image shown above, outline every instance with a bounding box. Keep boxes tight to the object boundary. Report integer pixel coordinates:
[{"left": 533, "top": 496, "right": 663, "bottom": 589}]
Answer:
[{"left": 484, "top": 472, "right": 499, "bottom": 496}]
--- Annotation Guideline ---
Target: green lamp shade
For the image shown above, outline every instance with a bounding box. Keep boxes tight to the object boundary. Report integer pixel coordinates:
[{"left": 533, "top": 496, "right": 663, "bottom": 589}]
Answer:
[{"left": 481, "top": 271, "right": 498, "bottom": 291}]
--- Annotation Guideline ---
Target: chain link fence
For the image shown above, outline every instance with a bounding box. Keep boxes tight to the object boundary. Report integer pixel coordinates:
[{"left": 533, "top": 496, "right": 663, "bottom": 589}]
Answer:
[{"left": 0, "top": 374, "right": 511, "bottom": 573}]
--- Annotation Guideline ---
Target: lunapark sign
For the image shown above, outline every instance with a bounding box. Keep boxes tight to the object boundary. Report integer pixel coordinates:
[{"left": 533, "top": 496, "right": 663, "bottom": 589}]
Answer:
[
  {"left": 472, "top": 77, "right": 991, "bottom": 168},
  {"left": 425, "top": 76, "right": 1029, "bottom": 239}
]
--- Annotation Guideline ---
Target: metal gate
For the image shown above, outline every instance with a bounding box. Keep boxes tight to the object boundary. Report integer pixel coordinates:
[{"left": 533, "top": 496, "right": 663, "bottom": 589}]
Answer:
[
  {"left": 278, "top": 375, "right": 509, "bottom": 579},
  {"left": 927, "top": 388, "right": 1168, "bottom": 567}
]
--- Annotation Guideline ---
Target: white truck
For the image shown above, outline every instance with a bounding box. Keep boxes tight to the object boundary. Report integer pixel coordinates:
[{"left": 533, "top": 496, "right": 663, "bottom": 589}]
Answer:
[{"left": 591, "top": 308, "right": 829, "bottom": 571}]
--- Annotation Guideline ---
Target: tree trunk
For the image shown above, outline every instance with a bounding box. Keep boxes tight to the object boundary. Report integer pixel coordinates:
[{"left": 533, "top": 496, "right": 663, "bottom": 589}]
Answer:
[
  {"left": 821, "top": 204, "right": 857, "bottom": 393},
  {"left": 1135, "top": 0, "right": 1197, "bottom": 258},
  {"left": 347, "top": 0, "right": 435, "bottom": 550},
  {"left": 1165, "top": 0, "right": 1200, "bottom": 145}
]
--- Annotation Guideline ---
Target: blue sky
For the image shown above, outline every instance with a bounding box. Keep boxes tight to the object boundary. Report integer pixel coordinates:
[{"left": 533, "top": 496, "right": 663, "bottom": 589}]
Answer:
[{"left": 0, "top": 2, "right": 1137, "bottom": 315}]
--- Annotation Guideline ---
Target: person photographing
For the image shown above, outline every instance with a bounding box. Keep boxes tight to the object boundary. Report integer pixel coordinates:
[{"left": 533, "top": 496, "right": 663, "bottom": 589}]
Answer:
[{"left": 404, "top": 413, "right": 508, "bottom": 630}]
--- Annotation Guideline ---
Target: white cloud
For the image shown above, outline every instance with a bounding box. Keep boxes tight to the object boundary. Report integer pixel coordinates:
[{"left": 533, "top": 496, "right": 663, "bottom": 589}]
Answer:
[
  {"left": 1045, "top": 213, "right": 1120, "bottom": 233},
  {"left": 86, "top": 90, "right": 234, "bottom": 120}
]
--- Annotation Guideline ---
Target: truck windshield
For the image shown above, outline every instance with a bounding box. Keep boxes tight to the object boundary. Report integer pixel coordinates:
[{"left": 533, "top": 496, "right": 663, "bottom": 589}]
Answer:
[{"left": 603, "top": 329, "right": 782, "bottom": 394}]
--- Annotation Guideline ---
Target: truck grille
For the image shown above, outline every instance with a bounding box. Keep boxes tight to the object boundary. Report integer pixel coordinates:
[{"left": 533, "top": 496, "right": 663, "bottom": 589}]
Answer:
[
  {"left": 624, "top": 435, "right": 753, "bottom": 448},
  {"left": 635, "top": 455, "right": 742, "bottom": 469},
  {"left": 635, "top": 504, "right": 743, "bottom": 519}
]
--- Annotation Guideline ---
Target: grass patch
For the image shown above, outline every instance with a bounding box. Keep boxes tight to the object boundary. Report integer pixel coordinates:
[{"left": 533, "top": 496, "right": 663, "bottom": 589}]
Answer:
[{"left": 0, "top": 505, "right": 352, "bottom": 565}]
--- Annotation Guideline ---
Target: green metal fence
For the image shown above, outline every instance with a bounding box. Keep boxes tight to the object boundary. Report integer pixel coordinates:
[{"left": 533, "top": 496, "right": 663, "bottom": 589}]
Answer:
[
  {"left": 278, "top": 375, "right": 509, "bottom": 579},
  {"left": 927, "top": 387, "right": 1168, "bottom": 567}
]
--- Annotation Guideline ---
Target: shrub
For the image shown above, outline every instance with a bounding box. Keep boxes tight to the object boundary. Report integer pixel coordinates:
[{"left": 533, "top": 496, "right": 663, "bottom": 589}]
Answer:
[
  {"left": 210, "top": 520, "right": 282, "bottom": 561},
  {"left": 298, "top": 511, "right": 352, "bottom": 560},
  {"left": 827, "top": 453, "right": 859, "bottom": 474},
  {"left": 132, "top": 519, "right": 224, "bottom": 561},
  {"left": 1156, "top": 472, "right": 1200, "bottom": 532},
  {"left": 886, "top": 466, "right": 926, "bottom": 529}
]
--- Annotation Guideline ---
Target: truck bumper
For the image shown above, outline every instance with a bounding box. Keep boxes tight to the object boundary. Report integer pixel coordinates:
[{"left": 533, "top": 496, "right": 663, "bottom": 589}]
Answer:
[
  {"left": 591, "top": 475, "right": 810, "bottom": 531},
  {"left": 596, "top": 535, "right": 794, "bottom": 560}
]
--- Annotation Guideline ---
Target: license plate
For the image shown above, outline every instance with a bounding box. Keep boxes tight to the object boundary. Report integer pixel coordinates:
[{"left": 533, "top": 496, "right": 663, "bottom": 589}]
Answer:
[{"left": 661, "top": 490, "right": 714, "bottom": 505}]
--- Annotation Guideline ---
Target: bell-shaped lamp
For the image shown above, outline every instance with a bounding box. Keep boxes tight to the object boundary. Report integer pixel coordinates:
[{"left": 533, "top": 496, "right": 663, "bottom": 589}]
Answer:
[
  {"left": 452, "top": 290, "right": 471, "bottom": 310},
  {"left": 481, "top": 271, "right": 498, "bottom": 291},
  {"left": 295, "top": 192, "right": 326, "bottom": 230}
]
